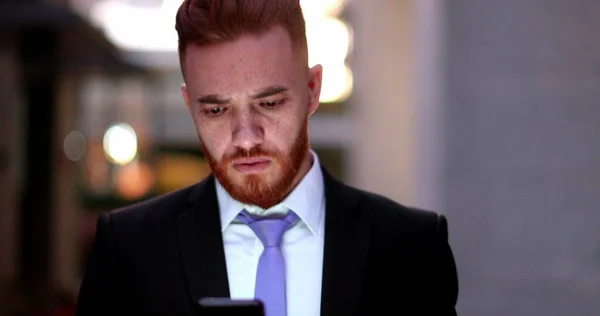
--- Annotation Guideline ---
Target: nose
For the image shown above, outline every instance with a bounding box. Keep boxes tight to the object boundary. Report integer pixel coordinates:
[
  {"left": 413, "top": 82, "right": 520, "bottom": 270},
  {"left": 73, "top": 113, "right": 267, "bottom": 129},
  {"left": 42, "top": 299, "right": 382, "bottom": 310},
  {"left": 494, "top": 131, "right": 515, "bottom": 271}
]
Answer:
[{"left": 231, "top": 108, "right": 264, "bottom": 151}]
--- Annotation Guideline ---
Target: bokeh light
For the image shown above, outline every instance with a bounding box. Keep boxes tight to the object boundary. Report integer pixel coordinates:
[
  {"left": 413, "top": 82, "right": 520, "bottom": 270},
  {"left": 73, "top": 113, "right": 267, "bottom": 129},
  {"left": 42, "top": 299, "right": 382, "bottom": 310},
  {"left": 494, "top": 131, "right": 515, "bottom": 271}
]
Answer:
[
  {"left": 63, "top": 130, "right": 87, "bottom": 161},
  {"left": 103, "top": 123, "right": 138, "bottom": 165},
  {"left": 114, "top": 161, "right": 154, "bottom": 200}
]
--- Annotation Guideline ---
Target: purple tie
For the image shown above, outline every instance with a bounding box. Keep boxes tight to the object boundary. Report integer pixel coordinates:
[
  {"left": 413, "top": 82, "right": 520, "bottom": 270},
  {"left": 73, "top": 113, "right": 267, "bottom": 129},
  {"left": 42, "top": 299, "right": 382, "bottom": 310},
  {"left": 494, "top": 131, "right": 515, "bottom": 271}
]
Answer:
[{"left": 236, "top": 210, "right": 299, "bottom": 316}]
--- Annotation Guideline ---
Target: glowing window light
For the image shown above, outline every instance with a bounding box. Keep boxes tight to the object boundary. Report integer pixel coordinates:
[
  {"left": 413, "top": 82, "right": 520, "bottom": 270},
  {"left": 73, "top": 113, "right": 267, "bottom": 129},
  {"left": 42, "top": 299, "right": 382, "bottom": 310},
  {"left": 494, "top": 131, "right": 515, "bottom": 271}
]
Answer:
[
  {"left": 90, "top": 0, "right": 181, "bottom": 51},
  {"left": 302, "top": 1, "right": 353, "bottom": 103},
  {"left": 103, "top": 123, "right": 138, "bottom": 165},
  {"left": 300, "top": 0, "right": 347, "bottom": 18},
  {"left": 306, "top": 18, "right": 351, "bottom": 66},
  {"left": 320, "top": 63, "right": 353, "bottom": 103}
]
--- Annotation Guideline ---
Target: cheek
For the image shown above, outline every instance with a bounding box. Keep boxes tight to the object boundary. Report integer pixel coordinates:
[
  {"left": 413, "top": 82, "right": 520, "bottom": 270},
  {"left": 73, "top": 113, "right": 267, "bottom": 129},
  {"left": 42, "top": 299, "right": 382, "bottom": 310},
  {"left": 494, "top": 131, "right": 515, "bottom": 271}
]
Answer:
[
  {"left": 267, "top": 118, "right": 303, "bottom": 152},
  {"left": 197, "top": 125, "right": 228, "bottom": 160}
]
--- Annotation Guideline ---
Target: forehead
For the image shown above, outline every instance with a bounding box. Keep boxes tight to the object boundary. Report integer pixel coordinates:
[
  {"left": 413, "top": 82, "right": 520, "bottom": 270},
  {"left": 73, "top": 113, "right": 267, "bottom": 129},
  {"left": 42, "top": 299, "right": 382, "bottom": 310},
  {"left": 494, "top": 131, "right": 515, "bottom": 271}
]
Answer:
[{"left": 183, "top": 26, "right": 300, "bottom": 95}]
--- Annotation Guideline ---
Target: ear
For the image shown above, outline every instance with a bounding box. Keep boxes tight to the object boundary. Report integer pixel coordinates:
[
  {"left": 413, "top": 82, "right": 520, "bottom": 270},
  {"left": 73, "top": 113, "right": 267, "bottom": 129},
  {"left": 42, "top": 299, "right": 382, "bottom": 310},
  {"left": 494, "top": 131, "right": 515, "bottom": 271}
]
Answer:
[
  {"left": 181, "top": 83, "right": 190, "bottom": 109},
  {"left": 181, "top": 83, "right": 203, "bottom": 146},
  {"left": 307, "top": 64, "right": 323, "bottom": 116}
]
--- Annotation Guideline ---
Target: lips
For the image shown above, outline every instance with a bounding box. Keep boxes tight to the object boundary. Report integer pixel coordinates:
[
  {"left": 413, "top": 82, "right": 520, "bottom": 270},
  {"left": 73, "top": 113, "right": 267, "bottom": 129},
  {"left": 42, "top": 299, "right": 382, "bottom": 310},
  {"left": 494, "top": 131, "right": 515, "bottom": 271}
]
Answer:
[{"left": 232, "top": 158, "right": 272, "bottom": 174}]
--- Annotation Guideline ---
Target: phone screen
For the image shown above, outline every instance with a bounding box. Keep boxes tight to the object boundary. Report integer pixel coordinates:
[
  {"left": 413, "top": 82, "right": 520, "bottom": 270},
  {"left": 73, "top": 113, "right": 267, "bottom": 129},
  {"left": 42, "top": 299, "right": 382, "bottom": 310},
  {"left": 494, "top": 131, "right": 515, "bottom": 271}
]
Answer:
[{"left": 198, "top": 298, "right": 265, "bottom": 316}]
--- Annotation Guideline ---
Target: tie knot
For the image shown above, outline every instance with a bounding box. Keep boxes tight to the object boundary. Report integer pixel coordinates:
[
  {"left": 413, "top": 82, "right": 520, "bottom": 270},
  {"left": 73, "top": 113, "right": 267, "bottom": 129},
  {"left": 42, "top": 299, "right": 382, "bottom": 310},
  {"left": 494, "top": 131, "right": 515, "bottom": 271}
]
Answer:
[{"left": 236, "top": 210, "right": 299, "bottom": 247}]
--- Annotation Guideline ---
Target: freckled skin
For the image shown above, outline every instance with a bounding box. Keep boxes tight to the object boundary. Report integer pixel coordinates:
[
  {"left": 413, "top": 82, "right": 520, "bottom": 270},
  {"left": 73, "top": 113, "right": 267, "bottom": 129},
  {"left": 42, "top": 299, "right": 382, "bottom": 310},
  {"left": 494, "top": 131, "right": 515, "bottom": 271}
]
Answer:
[{"left": 180, "top": 26, "right": 323, "bottom": 207}]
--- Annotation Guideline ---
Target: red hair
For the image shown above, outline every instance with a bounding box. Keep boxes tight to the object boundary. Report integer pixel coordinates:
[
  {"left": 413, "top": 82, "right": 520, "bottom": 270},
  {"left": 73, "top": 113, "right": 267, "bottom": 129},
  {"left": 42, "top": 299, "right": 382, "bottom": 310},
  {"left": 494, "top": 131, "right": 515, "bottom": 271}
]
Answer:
[{"left": 175, "top": 0, "right": 308, "bottom": 66}]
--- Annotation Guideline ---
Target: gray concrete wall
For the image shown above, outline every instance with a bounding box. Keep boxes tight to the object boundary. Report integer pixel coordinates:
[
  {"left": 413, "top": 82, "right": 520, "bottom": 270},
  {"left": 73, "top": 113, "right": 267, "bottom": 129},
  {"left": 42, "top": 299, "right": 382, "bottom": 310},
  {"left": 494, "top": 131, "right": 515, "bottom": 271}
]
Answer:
[
  {"left": 348, "top": 0, "right": 420, "bottom": 205},
  {"left": 443, "top": 1, "right": 600, "bottom": 314}
]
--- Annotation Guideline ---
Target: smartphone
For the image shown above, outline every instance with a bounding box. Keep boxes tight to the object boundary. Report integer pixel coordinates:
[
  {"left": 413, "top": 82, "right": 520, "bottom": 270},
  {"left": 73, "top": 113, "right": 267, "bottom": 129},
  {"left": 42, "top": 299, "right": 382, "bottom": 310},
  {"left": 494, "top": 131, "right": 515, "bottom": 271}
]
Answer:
[{"left": 197, "top": 297, "right": 265, "bottom": 316}]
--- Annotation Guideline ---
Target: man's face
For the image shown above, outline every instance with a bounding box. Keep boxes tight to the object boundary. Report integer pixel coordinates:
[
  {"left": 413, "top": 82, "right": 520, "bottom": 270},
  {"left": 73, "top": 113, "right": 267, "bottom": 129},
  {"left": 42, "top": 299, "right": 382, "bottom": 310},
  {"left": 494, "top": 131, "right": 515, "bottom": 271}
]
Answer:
[{"left": 181, "top": 26, "right": 322, "bottom": 209}]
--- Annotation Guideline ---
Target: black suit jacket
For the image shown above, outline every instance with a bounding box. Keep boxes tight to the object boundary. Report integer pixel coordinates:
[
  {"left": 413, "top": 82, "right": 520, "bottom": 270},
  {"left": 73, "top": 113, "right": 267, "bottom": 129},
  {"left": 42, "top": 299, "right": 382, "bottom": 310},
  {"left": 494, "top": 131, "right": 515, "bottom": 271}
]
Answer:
[{"left": 76, "top": 168, "right": 458, "bottom": 315}]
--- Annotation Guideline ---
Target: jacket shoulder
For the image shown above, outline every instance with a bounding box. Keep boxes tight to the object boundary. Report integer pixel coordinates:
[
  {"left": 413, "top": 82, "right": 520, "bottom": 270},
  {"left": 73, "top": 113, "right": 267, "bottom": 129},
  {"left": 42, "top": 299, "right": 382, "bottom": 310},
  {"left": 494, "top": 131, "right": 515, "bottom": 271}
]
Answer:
[
  {"left": 102, "top": 181, "right": 203, "bottom": 236},
  {"left": 343, "top": 184, "right": 446, "bottom": 238}
]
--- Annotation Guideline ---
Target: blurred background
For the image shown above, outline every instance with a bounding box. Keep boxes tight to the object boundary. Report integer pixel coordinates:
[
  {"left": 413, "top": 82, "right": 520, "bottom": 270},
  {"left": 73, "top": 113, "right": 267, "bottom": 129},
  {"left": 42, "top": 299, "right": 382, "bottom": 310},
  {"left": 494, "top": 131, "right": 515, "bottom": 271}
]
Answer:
[{"left": 1, "top": 0, "right": 599, "bottom": 315}]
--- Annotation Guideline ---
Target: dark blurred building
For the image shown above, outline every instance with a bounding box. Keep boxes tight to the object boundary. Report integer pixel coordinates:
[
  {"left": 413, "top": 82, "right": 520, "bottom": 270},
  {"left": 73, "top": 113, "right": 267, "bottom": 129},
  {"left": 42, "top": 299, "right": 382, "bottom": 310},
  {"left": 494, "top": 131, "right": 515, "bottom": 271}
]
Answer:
[{"left": 0, "top": 0, "right": 143, "bottom": 313}]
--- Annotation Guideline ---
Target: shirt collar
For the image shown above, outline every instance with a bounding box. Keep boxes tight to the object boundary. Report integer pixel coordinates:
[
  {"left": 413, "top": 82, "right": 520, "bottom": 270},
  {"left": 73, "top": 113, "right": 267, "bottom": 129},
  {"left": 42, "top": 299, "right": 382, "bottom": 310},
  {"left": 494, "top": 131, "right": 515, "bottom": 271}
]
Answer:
[{"left": 216, "top": 150, "right": 325, "bottom": 235}]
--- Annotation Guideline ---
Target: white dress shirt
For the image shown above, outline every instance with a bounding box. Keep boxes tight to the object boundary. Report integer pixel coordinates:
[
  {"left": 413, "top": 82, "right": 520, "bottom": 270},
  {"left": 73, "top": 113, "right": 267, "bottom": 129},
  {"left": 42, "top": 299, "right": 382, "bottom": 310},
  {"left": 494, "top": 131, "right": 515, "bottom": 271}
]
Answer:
[{"left": 216, "top": 150, "right": 325, "bottom": 316}]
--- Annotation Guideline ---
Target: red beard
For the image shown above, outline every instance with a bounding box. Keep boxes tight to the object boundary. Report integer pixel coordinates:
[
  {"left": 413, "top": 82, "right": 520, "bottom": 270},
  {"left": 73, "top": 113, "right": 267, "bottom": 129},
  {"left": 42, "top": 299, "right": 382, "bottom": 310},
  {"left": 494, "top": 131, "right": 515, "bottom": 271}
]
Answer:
[{"left": 201, "top": 121, "right": 309, "bottom": 209}]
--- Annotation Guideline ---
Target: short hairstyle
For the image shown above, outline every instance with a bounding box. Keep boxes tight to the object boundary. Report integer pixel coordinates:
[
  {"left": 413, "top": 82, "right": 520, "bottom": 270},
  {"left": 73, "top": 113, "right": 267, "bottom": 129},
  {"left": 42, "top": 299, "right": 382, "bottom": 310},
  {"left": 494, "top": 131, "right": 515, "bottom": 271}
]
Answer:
[{"left": 175, "top": 0, "right": 308, "bottom": 68}]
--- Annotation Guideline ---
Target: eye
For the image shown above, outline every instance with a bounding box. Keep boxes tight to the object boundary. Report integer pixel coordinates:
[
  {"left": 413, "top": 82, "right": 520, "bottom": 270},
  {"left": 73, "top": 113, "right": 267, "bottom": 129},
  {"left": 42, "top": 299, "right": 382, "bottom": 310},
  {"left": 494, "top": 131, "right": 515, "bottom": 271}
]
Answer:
[
  {"left": 259, "top": 99, "right": 286, "bottom": 110},
  {"left": 204, "top": 107, "right": 227, "bottom": 117}
]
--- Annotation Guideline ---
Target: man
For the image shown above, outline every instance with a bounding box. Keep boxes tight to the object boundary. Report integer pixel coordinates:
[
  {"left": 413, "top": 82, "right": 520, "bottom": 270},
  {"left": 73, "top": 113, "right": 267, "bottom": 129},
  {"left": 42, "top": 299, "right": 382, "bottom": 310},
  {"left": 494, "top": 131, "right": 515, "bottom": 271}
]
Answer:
[{"left": 76, "top": 0, "right": 458, "bottom": 315}]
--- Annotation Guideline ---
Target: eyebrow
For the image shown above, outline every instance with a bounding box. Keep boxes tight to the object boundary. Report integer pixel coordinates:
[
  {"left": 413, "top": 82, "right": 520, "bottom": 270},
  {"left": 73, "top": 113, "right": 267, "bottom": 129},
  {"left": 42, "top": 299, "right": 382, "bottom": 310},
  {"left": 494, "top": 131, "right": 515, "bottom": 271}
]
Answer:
[
  {"left": 250, "top": 85, "right": 289, "bottom": 99},
  {"left": 196, "top": 85, "right": 289, "bottom": 105},
  {"left": 197, "top": 94, "right": 229, "bottom": 105}
]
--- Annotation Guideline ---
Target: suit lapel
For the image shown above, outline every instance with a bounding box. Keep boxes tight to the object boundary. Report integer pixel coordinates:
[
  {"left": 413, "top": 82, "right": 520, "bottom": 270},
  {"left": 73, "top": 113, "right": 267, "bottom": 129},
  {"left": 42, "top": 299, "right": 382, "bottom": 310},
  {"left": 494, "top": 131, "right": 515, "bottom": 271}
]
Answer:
[
  {"left": 177, "top": 175, "right": 230, "bottom": 307},
  {"left": 320, "top": 169, "right": 370, "bottom": 316}
]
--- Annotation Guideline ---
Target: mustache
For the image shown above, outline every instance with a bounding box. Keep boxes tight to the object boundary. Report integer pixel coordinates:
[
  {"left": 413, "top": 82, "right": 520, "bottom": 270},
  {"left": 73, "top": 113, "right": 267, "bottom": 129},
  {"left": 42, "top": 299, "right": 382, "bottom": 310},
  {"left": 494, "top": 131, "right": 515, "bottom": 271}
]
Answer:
[{"left": 221, "top": 146, "right": 278, "bottom": 163}]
